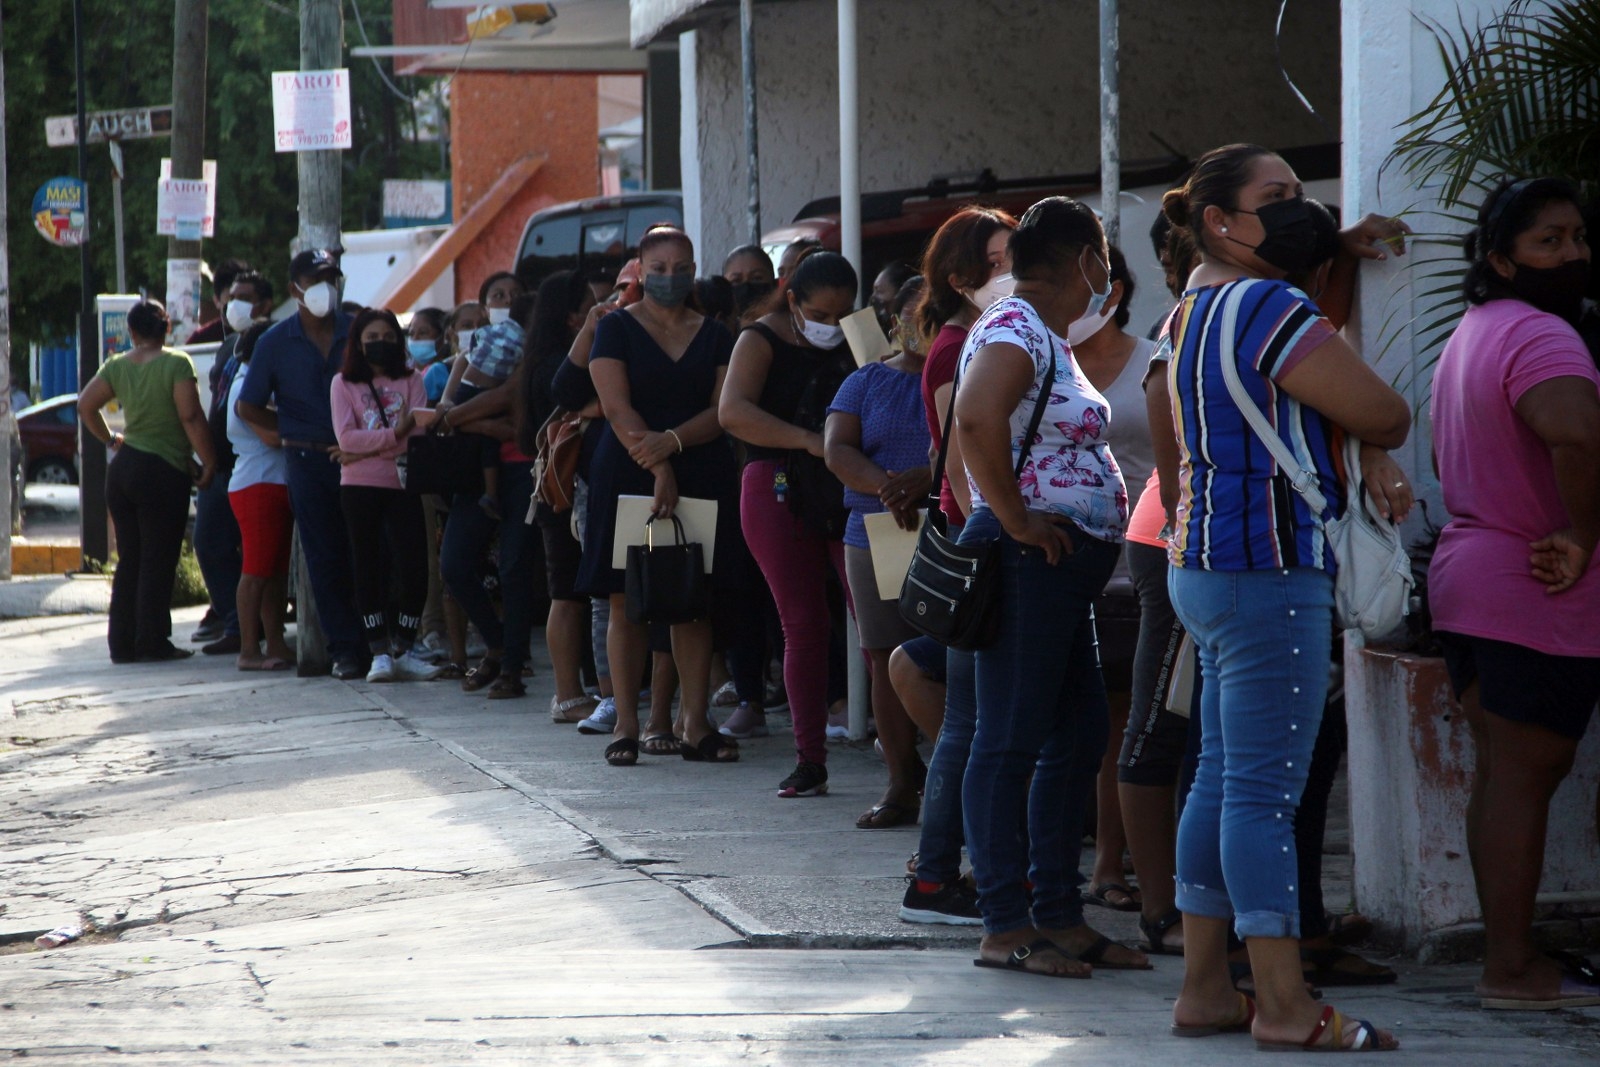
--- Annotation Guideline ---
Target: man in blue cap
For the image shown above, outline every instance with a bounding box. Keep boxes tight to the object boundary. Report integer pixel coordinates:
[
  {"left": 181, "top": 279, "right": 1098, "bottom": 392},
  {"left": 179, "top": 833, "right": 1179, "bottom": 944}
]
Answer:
[{"left": 235, "top": 249, "right": 364, "bottom": 678}]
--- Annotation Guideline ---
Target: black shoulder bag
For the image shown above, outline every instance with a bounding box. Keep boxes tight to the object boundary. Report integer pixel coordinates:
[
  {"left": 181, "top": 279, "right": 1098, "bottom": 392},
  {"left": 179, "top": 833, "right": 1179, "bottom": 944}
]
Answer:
[{"left": 896, "top": 339, "right": 1056, "bottom": 649}]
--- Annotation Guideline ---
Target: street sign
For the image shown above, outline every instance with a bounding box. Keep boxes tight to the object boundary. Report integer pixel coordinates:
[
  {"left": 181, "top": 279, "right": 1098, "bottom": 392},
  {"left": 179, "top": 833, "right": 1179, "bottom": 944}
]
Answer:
[
  {"left": 382, "top": 179, "right": 452, "bottom": 227},
  {"left": 32, "top": 177, "right": 89, "bottom": 247},
  {"left": 157, "top": 159, "right": 217, "bottom": 238},
  {"left": 45, "top": 106, "right": 173, "bottom": 147},
  {"left": 271, "top": 69, "right": 353, "bottom": 152}
]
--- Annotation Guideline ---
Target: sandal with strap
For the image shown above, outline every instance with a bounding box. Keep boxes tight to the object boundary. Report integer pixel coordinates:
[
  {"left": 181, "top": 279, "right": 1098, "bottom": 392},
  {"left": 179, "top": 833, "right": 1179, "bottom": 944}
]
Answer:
[
  {"left": 1086, "top": 881, "right": 1142, "bottom": 912},
  {"left": 680, "top": 732, "right": 739, "bottom": 763},
  {"left": 642, "top": 733, "right": 680, "bottom": 756},
  {"left": 1139, "top": 908, "right": 1185, "bottom": 956},
  {"left": 486, "top": 675, "right": 527, "bottom": 700},
  {"left": 460, "top": 657, "right": 501, "bottom": 693},
  {"left": 1069, "top": 932, "right": 1153, "bottom": 971},
  {"left": 855, "top": 800, "right": 920, "bottom": 829},
  {"left": 1300, "top": 946, "right": 1397, "bottom": 987},
  {"left": 434, "top": 661, "right": 467, "bottom": 680},
  {"left": 604, "top": 738, "right": 639, "bottom": 766},
  {"left": 1255, "top": 1004, "right": 1397, "bottom": 1052}
]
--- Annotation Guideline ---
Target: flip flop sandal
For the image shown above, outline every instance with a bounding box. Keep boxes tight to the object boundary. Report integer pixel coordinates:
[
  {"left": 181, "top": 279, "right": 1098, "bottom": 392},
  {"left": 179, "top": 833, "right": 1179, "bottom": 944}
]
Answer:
[
  {"left": 1069, "top": 933, "right": 1153, "bottom": 971},
  {"left": 855, "top": 801, "right": 920, "bottom": 829},
  {"left": 604, "top": 738, "right": 639, "bottom": 767},
  {"left": 1085, "top": 881, "right": 1142, "bottom": 912},
  {"left": 972, "top": 938, "right": 1091, "bottom": 980},
  {"left": 434, "top": 662, "right": 467, "bottom": 680},
  {"left": 1301, "top": 946, "right": 1398, "bottom": 987},
  {"left": 1480, "top": 975, "right": 1600, "bottom": 1011},
  {"left": 460, "top": 657, "right": 501, "bottom": 692},
  {"left": 486, "top": 676, "right": 527, "bottom": 700},
  {"left": 642, "top": 733, "right": 680, "bottom": 756},
  {"left": 680, "top": 732, "right": 740, "bottom": 763},
  {"left": 1171, "top": 992, "right": 1256, "bottom": 1038},
  {"left": 1255, "top": 1005, "right": 1393, "bottom": 1052},
  {"left": 1139, "top": 908, "right": 1185, "bottom": 957}
]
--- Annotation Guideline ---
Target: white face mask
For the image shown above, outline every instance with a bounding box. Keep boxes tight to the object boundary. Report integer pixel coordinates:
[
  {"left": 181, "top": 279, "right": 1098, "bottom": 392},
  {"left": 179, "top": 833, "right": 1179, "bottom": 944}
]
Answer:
[
  {"left": 225, "top": 299, "right": 257, "bottom": 334},
  {"left": 487, "top": 306, "right": 511, "bottom": 325},
  {"left": 297, "top": 280, "right": 336, "bottom": 319},
  {"left": 456, "top": 329, "right": 477, "bottom": 354},
  {"left": 1066, "top": 300, "right": 1118, "bottom": 346},
  {"left": 968, "top": 270, "right": 1015, "bottom": 312},
  {"left": 792, "top": 310, "right": 845, "bottom": 350}
]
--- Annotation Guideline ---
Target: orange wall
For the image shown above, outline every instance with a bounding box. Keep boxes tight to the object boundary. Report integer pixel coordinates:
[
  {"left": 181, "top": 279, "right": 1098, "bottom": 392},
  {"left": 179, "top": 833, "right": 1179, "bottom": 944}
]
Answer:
[{"left": 450, "top": 72, "right": 599, "bottom": 304}]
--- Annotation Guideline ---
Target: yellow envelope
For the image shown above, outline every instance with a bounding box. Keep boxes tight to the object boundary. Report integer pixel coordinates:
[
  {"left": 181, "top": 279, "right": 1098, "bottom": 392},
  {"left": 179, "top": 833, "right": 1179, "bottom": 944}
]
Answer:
[
  {"left": 863, "top": 509, "right": 924, "bottom": 600},
  {"left": 841, "top": 307, "right": 893, "bottom": 367},
  {"left": 611, "top": 495, "right": 718, "bottom": 573}
]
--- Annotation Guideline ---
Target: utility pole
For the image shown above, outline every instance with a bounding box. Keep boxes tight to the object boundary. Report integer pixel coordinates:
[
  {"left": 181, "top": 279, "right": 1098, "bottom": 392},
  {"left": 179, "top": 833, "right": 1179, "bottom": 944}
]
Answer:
[
  {"left": 168, "top": 0, "right": 209, "bottom": 340},
  {"left": 72, "top": 0, "right": 107, "bottom": 568},
  {"left": 0, "top": 6, "right": 12, "bottom": 577},
  {"left": 292, "top": 0, "right": 344, "bottom": 674}
]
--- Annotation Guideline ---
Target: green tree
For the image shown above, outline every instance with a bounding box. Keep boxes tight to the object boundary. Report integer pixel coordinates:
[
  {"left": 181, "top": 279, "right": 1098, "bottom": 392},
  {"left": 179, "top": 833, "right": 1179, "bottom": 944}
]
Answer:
[{"left": 2, "top": 0, "right": 443, "bottom": 390}]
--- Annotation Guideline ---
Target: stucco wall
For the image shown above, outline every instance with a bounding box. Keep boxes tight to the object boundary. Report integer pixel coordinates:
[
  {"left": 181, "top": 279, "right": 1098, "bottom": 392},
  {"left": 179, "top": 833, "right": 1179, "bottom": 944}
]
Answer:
[
  {"left": 450, "top": 72, "right": 601, "bottom": 304},
  {"left": 679, "top": 0, "right": 1340, "bottom": 270}
]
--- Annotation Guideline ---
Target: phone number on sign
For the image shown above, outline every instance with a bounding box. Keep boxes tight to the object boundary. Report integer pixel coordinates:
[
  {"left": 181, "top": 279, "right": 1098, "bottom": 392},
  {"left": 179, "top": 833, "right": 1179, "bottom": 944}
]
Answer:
[{"left": 276, "top": 131, "right": 351, "bottom": 150}]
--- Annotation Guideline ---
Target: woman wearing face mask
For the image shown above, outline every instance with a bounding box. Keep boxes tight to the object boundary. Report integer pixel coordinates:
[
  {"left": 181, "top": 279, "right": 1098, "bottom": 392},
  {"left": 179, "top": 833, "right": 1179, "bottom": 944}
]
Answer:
[
  {"left": 722, "top": 244, "right": 777, "bottom": 318},
  {"left": 579, "top": 225, "right": 741, "bottom": 767},
  {"left": 330, "top": 308, "right": 441, "bottom": 685},
  {"left": 515, "top": 270, "right": 601, "bottom": 723},
  {"left": 406, "top": 307, "right": 447, "bottom": 369},
  {"left": 720, "top": 252, "right": 861, "bottom": 797},
  {"left": 1160, "top": 144, "right": 1410, "bottom": 1050},
  {"left": 953, "top": 197, "right": 1142, "bottom": 978},
  {"left": 1430, "top": 177, "right": 1600, "bottom": 1012},
  {"left": 892, "top": 207, "right": 1016, "bottom": 925},
  {"left": 430, "top": 302, "right": 488, "bottom": 406}
]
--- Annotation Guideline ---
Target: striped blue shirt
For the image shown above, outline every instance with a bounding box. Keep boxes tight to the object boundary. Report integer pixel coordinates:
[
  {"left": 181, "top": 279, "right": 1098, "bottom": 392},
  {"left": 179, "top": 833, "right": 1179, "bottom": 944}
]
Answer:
[{"left": 1166, "top": 279, "right": 1342, "bottom": 573}]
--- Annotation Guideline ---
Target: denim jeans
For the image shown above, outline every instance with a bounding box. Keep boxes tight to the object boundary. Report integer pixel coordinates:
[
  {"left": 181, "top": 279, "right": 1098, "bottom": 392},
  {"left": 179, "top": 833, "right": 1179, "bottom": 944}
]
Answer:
[
  {"left": 912, "top": 645, "right": 975, "bottom": 886},
  {"left": 1168, "top": 564, "right": 1333, "bottom": 940},
  {"left": 440, "top": 461, "right": 539, "bottom": 675},
  {"left": 284, "top": 447, "right": 362, "bottom": 659},
  {"left": 959, "top": 508, "right": 1120, "bottom": 935},
  {"left": 192, "top": 477, "right": 241, "bottom": 636}
]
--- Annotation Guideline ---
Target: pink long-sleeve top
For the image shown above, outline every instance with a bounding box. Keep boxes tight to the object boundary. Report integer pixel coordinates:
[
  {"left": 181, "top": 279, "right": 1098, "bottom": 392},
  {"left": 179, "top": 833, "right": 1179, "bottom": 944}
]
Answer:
[{"left": 330, "top": 371, "right": 426, "bottom": 489}]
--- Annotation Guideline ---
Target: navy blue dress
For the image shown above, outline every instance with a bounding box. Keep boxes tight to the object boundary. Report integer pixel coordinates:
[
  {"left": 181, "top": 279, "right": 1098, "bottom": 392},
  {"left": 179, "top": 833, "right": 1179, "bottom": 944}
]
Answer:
[{"left": 576, "top": 310, "right": 740, "bottom": 598}]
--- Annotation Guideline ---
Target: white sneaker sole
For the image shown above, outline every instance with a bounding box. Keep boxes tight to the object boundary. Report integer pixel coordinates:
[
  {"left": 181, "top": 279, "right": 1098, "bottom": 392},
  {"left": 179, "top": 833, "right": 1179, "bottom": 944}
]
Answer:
[{"left": 898, "top": 906, "right": 983, "bottom": 926}]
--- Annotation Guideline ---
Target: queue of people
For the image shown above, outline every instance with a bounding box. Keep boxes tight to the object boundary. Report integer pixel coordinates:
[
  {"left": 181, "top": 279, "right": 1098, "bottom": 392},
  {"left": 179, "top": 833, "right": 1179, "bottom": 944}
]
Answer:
[{"left": 82, "top": 141, "right": 1599, "bottom": 1047}]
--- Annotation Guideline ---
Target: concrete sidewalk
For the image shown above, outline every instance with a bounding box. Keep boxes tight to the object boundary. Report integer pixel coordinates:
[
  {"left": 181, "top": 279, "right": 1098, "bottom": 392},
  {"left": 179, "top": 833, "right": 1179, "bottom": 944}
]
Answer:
[
  {"left": 0, "top": 573, "right": 110, "bottom": 618},
  {"left": 1, "top": 610, "right": 1596, "bottom": 1063}
]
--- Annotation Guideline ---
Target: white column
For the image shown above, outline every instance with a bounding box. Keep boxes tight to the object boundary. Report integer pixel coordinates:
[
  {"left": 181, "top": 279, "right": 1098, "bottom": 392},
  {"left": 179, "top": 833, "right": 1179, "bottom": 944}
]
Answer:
[
  {"left": 837, "top": 0, "right": 861, "bottom": 285},
  {"left": 678, "top": 30, "right": 704, "bottom": 258}
]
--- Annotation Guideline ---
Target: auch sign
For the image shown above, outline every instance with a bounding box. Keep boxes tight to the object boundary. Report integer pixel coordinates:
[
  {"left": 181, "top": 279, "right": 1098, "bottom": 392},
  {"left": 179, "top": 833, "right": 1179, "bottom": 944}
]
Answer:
[
  {"left": 271, "top": 69, "right": 352, "bottom": 152},
  {"left": 33, "top": 176, "right": 89, "bottom": 247},
  {"left": 46, "top": 106, "right": 173, "bottom": 147}
]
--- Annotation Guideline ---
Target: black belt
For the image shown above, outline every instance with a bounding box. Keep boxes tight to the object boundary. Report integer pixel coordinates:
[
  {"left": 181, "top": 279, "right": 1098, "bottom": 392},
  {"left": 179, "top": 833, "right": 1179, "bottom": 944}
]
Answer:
[{"left": 282, "top": 439, "right": 334, "bottom": 451}]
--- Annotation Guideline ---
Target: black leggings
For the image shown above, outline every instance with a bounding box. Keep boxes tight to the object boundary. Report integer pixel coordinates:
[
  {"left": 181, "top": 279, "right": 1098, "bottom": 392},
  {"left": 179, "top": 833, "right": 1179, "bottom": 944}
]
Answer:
[
  {"left": 106, "top": 446, "right": 192, "bottom": 659},
  {"left": 340, "top": 484, "right": 429, "bottom": 654}
]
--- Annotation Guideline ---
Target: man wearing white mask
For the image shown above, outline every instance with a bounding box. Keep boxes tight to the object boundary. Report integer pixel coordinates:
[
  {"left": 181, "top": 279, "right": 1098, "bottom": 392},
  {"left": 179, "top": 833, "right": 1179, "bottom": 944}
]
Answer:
[
  {"left": 236, "top": 249, "right": 366, "bottom": 679},
  {"left": 191, "top": 270, "right": 278, "bottom": 656}
]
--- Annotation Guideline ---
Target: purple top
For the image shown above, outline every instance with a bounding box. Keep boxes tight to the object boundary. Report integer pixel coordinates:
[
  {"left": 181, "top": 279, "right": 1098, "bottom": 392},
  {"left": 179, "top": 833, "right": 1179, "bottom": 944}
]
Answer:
[{"left": 828, "top": 360, "right": 931, "bottom": 549}]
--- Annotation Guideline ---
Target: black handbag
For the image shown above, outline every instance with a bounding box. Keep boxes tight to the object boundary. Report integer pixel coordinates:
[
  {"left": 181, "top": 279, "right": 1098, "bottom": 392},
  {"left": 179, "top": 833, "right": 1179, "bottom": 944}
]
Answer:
[
  {"left": 897, "top": 340, "right": 1056, "bottom": 649},
  {"left": 624, "top": 515, "right": 709, "bottom": 625},
  {"left": 402, "top": 430, "right": 486, "bottom": 497}
]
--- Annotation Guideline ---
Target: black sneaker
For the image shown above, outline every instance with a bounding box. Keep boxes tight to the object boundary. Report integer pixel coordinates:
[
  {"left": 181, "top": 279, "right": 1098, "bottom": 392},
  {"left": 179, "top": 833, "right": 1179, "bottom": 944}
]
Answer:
[
  {"left": 899, "top": 876, "right": 983, "bottom": 926},
  {"left": 777, "top": 760, "right": 828, "bottom": 798},
  {"left": 332, "top": 654, "right": 366, "bottom": 680}
]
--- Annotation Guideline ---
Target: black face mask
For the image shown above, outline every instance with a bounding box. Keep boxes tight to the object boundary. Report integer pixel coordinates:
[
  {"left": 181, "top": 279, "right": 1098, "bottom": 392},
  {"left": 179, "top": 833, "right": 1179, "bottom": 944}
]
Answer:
[
  {"left": 1230, "top": 197, "right": 1319, "bottom": 274},
  {"left": 731, "top": 279, "right": 775, "bottom": 312},
  {"left": 364, "top": 340, "right": 406, "bottom": 376},
  {"left": 1508, "top": 258, "right": 1591, "bottom": 324}
]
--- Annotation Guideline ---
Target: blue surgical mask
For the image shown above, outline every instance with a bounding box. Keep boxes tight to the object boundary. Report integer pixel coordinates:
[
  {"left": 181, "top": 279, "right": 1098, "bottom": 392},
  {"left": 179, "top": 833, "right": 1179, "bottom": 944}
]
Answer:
[
  {"left": 1080, "top": 251, "right": 1112, "bottom": 321},
  {"left": 407, "top": 338, "right": 438, "bottom": 364}
]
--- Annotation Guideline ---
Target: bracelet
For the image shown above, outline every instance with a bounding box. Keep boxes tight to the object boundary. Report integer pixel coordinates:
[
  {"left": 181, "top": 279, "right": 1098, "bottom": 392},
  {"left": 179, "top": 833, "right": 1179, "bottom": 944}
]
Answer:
[{"left": 665, "top": 428, "right": 684, "bottom": 453}]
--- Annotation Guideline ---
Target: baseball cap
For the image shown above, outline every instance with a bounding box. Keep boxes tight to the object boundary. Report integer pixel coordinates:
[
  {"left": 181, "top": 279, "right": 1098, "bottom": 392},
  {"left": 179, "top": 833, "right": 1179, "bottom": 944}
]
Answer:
[{"left": 288, "top": 248, "right": 342, "bottom": 281}]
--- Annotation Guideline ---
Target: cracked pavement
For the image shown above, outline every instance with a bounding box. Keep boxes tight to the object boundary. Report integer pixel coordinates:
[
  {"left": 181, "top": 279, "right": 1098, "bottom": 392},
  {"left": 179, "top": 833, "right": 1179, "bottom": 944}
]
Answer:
[{"left": 1, "top": 608, "right": 1596, "bottom": 1064}]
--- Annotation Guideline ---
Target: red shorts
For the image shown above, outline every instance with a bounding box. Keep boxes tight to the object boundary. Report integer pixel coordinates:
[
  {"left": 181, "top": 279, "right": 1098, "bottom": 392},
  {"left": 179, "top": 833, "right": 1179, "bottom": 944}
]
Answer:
[{"left": 229, "top": 482, "right": 293, "bottom": 578}]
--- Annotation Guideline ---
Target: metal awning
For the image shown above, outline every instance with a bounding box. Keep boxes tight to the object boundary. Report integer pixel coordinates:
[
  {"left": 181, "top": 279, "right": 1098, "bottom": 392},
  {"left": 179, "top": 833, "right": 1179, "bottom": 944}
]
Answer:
[{"left": 357, "top": 0, "right": 651, "bottom": 75}]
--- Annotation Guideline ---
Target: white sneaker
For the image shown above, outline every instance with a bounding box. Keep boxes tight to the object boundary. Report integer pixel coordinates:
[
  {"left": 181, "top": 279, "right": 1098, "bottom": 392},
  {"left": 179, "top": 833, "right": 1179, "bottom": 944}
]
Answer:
[
  {"left": 393, "top": 650, "right": 443, "bottom": 681},
  {"left": 366, "top": 654, "right": 395, "bottom": 683},
  {"left": 577, "top": 697, "right": 617, "bottom": 735},
  {"left": 719, "top": 702, "right": 770, "bottom": 739}
]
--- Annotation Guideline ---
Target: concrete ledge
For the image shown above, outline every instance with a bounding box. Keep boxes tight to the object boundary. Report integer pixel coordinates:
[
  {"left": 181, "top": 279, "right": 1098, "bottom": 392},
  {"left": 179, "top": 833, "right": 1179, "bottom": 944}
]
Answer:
[
  {"left": 10, "top": 542, "right": 82, "bottom": 576},
  {"left": 0, "top": 574, "right": 111, "bottom": 618}
]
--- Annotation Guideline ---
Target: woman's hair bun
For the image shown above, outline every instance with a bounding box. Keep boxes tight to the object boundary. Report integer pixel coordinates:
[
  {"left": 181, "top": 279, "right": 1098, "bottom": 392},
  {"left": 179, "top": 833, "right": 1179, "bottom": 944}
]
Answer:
[{"left": 1161, "top": 187, "right": 1191, "bottom": 228}]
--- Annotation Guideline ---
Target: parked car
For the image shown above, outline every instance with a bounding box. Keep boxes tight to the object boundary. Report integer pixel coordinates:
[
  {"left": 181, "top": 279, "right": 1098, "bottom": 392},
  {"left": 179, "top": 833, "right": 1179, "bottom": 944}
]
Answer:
[
  {"left": 513, "top": 192, "right": 683, "bottom": 291},
  {"left": 18, "top": 394, "right": 80, "bottom": 485}
]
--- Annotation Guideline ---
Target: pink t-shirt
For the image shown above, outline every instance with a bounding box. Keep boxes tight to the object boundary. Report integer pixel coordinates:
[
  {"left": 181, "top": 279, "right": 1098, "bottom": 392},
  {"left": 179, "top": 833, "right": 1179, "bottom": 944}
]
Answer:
[
  {"left": 1125, "top": 471, "right": 1167, "bottom": 547},
  {"left": 1429, "top": 299, "right": 1600, "bottom": 657},
  {"left": 330, "top": 372, "right": 426, "bottom": 490}
]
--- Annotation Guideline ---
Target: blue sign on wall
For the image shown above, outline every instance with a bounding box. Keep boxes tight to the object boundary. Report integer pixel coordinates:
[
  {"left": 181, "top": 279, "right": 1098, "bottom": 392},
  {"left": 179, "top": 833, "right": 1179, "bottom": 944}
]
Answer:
[{"left": 32, "top": 176, "right": 89, "bottom": 246}]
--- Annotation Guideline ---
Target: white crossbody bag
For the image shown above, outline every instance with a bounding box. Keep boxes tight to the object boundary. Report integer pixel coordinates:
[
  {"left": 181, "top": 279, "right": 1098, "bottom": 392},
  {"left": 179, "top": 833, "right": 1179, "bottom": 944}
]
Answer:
[{"left": 1213, "top": 281, "right": 1413, "bottom": 641}]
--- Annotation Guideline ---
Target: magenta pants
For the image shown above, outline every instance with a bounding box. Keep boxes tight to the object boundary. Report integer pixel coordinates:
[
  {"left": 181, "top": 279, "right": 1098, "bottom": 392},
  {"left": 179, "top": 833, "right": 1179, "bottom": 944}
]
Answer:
[{"left": 742, "top": 459, "right": 849, "bottom": 765}]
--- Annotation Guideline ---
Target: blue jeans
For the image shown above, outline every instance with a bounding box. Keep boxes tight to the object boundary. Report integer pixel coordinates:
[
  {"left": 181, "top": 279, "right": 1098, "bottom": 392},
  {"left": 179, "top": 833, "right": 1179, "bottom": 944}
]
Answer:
[
  {"left": 914, "top": 646, "right": 975, "bottom": 886},
  {"left": 1168, "top": 565, "right": 1333, "bottom": 940},
  {"left": 959, "top": 508, "right": 1120, "bottom": 935},
  {"left": 284, "top": 447, "right": 362, "bottom": 659},
  {"left": 192, "top": 477, "right": 241, "bottom": 636},
  {"left": 440, "top": 461, "right": 539, "bottom": 675}
]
